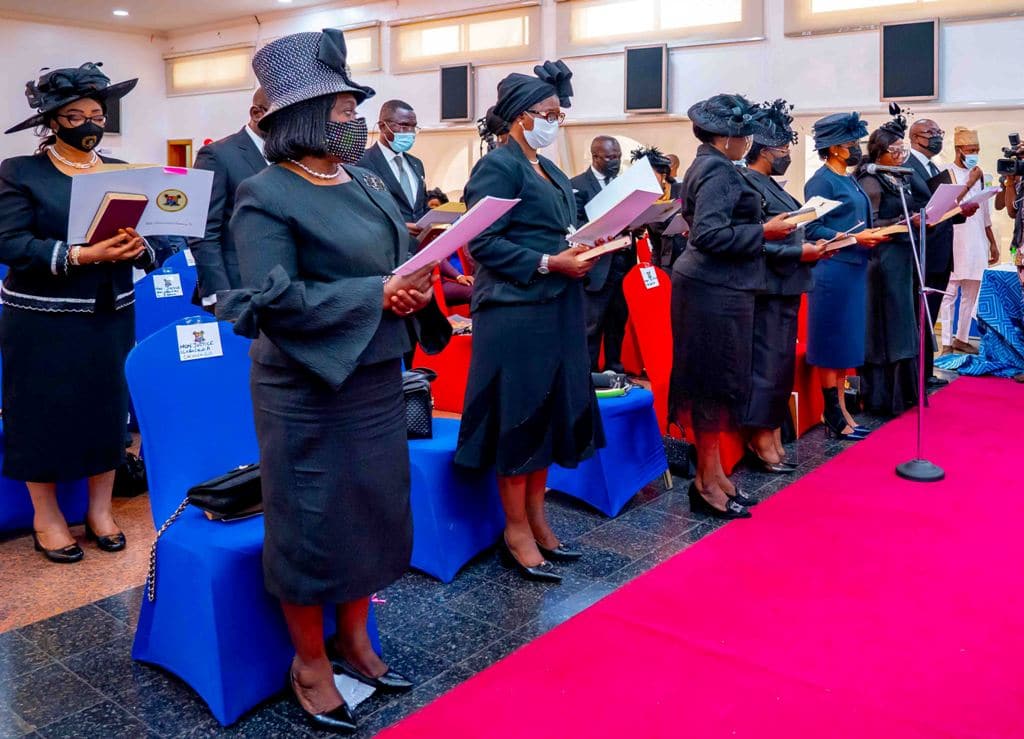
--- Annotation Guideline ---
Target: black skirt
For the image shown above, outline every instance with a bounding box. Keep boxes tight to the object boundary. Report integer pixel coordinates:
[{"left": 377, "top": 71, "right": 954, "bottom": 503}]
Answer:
[
  {"left": 251, "top": 357, "right": 411, "bottom": 605},
  {"left": 743, "top": 294, "right": 801, "bottom": 429},
  {"left": 455, "top": 283, "right": 605, "bottom": 476},
  {"left": 669, "top": 274, "right": 755, "bottom": 433},
  {"left": 0, "top": 305, "right": 133, "bottom": 481}
]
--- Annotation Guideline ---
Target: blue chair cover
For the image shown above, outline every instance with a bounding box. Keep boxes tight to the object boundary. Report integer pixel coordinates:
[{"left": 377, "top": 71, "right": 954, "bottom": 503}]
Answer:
[
  {"left": 162, "top": 249, "right": 196, "bottom": 275},
  {"left": 0, "top": 350, "right": 89, "bottom": 535},
  {"left": 126, "top": 318, "right": 378, "bottom": 725},
  {"left": 134, "top": 264, "right": 202, "bottom": 344},
  {"left": 548, "top": 388, "right": 668, "bottom": 517},
  {"left": 409, "top": 418, "right": 503, "bottom": 582}
]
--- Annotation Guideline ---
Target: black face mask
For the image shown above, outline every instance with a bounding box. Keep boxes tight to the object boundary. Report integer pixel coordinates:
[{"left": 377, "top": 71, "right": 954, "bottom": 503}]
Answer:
[
  {"left": 844, "top": 144, "right": 863, "bottom": 167},
  {"left": 770, "top": 153, "right": 792, "bottom": 176},
  {"left": 923, "top": 136, "right": 944, "bottom": 156},
  {"left": 55, "top": 121, "right": 104, "bottom": 152},
  {"left": 602, "top": 159, "right": 621, "bottom": 178}
]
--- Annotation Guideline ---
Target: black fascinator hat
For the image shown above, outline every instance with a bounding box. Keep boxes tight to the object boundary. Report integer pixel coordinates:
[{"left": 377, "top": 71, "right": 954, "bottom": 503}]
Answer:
[
  {"left": 879, "top": 102, "right": 909, "bottom": 138},
  {"left": 630, "top": 145, "right": 672, "bottom": 175},
  {"left": 5, "top": 62, "right": 137, "bottom": 135},
  {"left": 755, "top": 99, "right": 798, "bottom": 147},
  {"left": 688, "top": 93, "right": 766, "bottom": 137}
]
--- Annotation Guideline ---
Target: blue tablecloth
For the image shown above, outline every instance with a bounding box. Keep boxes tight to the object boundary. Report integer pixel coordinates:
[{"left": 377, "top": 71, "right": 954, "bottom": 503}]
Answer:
[
  {"left": 936, "top": 267, "right": 1024, "bottom": 377},
  {"left": 548, "top": 388, "right": 668, "bottom": 517}
]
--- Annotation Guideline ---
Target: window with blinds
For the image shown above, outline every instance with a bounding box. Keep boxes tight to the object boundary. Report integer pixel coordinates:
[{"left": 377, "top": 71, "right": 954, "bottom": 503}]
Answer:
[
  {"left": 164, "top": 46, "right": 255, "bottom": 97},
  {"left": 389, "top": 4, "right": 541, "bottom": 74},
  {"left": 340, "top": 24, "right": 381, "bottom": 72},
  {"left": 555, "top": 0, "right": 763, "bottom": 56},
  {"left": 785, "top": 0, "right": 1024, "bottom": 36}
]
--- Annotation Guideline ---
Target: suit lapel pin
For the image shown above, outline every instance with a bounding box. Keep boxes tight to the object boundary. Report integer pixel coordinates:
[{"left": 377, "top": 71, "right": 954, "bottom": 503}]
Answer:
[{"left": 363, "top": 173, "right": 387, "bottom": 192}]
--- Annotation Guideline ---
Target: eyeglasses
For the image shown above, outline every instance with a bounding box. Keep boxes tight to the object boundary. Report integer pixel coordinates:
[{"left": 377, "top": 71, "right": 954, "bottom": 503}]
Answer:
[
  {"left": 526, "top": 110, "right": 566, "bottom": 125},
  {"left": 56, "top": 114, "right": 107, "bottom": 127},
  {"left": 383, "top": 121, "right": 420, "bottom": 134},
  {"left": 915, "top": 128, "right": 945, "bottom": 138},
  {"left": 887, "top": 145, "right": 909, "bottom": 156}
]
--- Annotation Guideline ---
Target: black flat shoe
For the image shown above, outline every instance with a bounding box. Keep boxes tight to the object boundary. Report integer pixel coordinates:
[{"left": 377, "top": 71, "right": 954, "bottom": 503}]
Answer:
[
  {"left": 536, "top": 541, "right": 582, "bottom": 562},
  {"left": 289, "top": 672, "right": 356, "bottom": 734},
  {"left": 727, "top": 488, "right": 759, "bottom": 507},
  {"left": 687, "top": 483, "right": 751, "bottom": 520},
  {"left": 325, "top": 643, "right": 413, "bottom": 693},
  {"left": 745, "top": 448, "right": 795, "bottom": 475},
  {"left": 497, "top": 537, "right": 562, "bottom": 583},
  {"left": 85, "top": 524, "right": 126, "bottom": 552},
  {"left": 33, "top": 533, "right": 84, "bottom": 564}
]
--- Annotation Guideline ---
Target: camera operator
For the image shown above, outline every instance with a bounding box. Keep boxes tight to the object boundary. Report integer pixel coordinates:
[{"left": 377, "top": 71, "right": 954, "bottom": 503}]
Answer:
[{"left": 996, "top": 136, "right": 1024, "bottom": 382}]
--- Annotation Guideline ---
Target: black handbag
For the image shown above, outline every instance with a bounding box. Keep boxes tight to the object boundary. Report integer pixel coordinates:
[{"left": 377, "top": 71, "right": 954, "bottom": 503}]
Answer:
[
  {"left": 113, "top": 452, "right": 148, "bottom": 498},
  {"left": 146, "top": 463, "right": 261, "bottom": 602},
  {"left": 403, "top": 368, "right": 436, "bottom": 440}
]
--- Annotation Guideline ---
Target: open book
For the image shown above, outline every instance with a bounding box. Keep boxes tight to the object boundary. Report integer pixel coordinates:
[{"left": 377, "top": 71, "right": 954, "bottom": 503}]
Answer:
[
  {"left": 571, "top": 158, "right": 663, "bottom": 247},
  {"left": 783, "top": 196, "right": 841, "bottom": 226}
]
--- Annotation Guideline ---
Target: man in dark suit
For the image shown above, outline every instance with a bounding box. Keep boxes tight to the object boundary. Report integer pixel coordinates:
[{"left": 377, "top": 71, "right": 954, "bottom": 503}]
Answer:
[
  {"left": 357, "top": 100, "right": 428, "bottom": 235},
  {"left": 191, "top": 88, "right": 269, "bottom": 310},
  {"left": 905, "top": 119, "right": 979, "bottom": 386},
  {"left": 571, "top": 136, "right": 629, "bottom": 371}
]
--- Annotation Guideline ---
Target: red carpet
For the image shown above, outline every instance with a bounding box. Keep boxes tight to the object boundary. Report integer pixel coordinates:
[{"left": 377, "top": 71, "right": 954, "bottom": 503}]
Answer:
[{"left": 382, "top": 377, "right": 1024, "bottom": 739}]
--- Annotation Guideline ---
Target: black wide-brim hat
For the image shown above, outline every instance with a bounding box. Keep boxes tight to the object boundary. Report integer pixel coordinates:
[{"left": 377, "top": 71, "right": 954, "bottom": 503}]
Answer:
[
  {"left": 688, "top": 93, "right": 766, "bottom": 138},
  {"left": 253, "top": 28, "right": 375, "bottom": 131},
  {"left": 4, "top": 62, "right": 137, "bottom": 135}
]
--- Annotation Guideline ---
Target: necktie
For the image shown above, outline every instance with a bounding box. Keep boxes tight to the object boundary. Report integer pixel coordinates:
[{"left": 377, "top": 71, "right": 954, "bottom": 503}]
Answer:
[
  {"left": 927, "top": 160, "right": 940, "bottom": 177},
  {"left": 604, "top": 175, "right": 611, "bottom": 186},
  {"left": 395, "top": 154, "right": 414, "bottom": 205}
]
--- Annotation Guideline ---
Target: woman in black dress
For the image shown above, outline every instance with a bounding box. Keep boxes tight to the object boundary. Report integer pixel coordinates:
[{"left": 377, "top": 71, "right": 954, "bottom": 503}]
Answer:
[
  {"left": 739, "top": 100, "right": 827, "bottom": 471},
  {"left": 455, "top": 61, "right": 604, "bottom": 584},
  {"left": 855, "top": 110, "right": 919, "bottom": 415},
  {"left": 219, "top": 30, "right": 450, "bottom": 733},
  {"left": 670, "top": 94, "right": 795, "bottom": 519},
  {"left": 0, "top": 63, "right": 154, "bottom": 563}
]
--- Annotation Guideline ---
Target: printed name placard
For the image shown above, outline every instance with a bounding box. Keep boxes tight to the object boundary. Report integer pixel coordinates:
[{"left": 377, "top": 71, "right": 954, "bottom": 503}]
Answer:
[
  {"left": 154, "top": 273, "right": 184, "bottom": 298},
  {"left": 640, "top": 266, "right": 659, "bottom": 289},
  {"left": 176, "top": 322, "right": 223, "bottom": 362}
]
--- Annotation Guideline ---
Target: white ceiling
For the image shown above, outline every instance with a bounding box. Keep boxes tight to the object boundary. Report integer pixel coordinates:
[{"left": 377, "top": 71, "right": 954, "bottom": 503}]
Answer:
[{"left": 0, "top": 0, "right": 335, "bottom": 33}]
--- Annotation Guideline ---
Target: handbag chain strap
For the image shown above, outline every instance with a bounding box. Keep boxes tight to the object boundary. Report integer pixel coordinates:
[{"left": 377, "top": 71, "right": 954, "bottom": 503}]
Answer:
[{"left": 145, "top": 496, "right": 191, "bottom": 603}]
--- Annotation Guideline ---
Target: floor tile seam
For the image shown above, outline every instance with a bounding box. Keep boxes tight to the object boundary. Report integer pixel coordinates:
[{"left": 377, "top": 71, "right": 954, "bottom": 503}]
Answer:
[{"left": 14, "top": 671, "right": 109, "bottom": 738}]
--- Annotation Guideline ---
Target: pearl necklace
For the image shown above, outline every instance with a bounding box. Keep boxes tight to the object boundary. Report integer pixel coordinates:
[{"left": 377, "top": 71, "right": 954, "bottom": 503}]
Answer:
[
  {"left": 47, "top": 145, "right": 98, "bottom": 169},
  {"left": 288, "top": 159, "right": 343, "bottom": 180}
]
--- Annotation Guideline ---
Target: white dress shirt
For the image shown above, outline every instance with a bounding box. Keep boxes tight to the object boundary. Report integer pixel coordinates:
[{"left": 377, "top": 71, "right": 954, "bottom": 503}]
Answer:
[
  {"left": 591, "top": 166, "right": 613, "bottom": 189},
  {"left": 244, "top": 123, "right": 269, "bottom": 164},
  {"left": 377, "top": 140, "right": 419, "bottom": 203}
]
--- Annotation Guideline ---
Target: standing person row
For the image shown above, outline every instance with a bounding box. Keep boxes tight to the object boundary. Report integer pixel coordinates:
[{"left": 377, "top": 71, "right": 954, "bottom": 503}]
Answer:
[
  {"left": 0, "top": 62, "right": 156, "bottom": 562},
  {"left": 455, "top": 61, "right": 605, "bottom": 583},
  {"left": 803, "top": 112, "right": 889, "bottom": 440},
  {"left": 739, "top": 100, "right": 826, "bottom": 472},
  {"left": 218, "top": 29, "right": 451, "bottom": 733},
  {"left": 670, "top": 94, "right": 796, "bottom": 519}
]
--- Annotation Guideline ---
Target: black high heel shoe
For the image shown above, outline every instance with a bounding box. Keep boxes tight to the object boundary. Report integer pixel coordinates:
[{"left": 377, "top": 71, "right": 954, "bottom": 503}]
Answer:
[
  {"left": 289, "top": 671, "right": 357, "bottom": 734},
  {"left": 33, "top": 533, "right": 84, "bottom": 564},
  {"left": 85, "top": 523, "right": 126, "bottom": 552},
  {"left": 688, "top": 482, "right": 751, "bottom": 520},
  {"left": 727, "top": 487, "right": 760, "bottom": 507},
  {"left": 745, "top": 446, "right": 796, "bottom": 475},
  {"left": 536, "top": 541, "right": 582, "bottom": 562},
  {"left": 821, "top": 387, "right": 868, "bottom": 441},
  {"left": 497, "top": 537, "right": 562, "bottom": 583},
  {"left": 325, "top": 641, "right": 413, "bottom": 693}
]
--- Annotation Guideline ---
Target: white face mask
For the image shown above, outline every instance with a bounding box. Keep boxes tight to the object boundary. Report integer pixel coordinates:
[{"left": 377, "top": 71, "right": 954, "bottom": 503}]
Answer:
[{"left": 523, "top": 116, "right": 559, "bottom": 150}]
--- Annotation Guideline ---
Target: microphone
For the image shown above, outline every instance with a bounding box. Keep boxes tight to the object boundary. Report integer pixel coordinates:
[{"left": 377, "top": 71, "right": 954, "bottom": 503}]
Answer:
[{"left": 865, "top": 163, "right": 915, "bottom": 177}]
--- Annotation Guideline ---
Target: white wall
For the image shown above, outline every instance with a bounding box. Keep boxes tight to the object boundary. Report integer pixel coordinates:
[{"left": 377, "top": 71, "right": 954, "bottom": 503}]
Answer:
[{"left": 0, "top": 17, "right": 167, "bottom": 163}]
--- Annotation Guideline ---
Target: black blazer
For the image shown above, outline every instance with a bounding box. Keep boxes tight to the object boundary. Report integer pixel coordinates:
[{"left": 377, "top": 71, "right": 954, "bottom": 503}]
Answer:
[
  {"left": 463, "top": 139, "right": 578, "bottom": 310},
  {"left": 905, "top": 153, "right": 963, "bottom": 277},
  {"left": 191, "top": 127, "right": 268, "bottom": 300},
  {"left": 356, "top": 143, "right": 428, "bottom": 224},
  {"left": 673, "top": 145, "right": 766, "bottom": 292},
  {"left": 739, "top": 168, "right": 812, "bottom": 296},
  {"left": 570, "top": 168, "right": 624, "bottom": 292}
]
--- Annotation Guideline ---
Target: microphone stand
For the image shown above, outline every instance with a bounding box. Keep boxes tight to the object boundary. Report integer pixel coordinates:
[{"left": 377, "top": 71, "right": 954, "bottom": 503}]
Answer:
[{"left": 893, "top": 177, "right": 946, "bottom": 482}]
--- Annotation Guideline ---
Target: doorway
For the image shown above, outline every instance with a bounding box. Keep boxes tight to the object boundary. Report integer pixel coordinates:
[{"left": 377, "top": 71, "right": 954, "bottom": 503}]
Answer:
[{"left": 167, "top": 139, "right": 193, "bottom": 167}]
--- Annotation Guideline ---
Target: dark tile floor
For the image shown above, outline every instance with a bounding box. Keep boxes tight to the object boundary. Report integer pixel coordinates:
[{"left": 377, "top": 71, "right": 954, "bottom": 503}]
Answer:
[{"left": 0, "top": 417, "right": 889, "bottom": 738}]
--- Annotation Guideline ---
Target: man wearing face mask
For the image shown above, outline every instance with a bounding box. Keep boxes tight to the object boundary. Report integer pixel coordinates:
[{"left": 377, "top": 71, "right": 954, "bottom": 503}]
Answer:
[
  {"left": 938, "top": 127, "right": 999, "bottom": 355},
  {"left": 357, "top": 99, "right": 428, "bottom": 234},
  {"left": 740, "top": 100, "right": 827, "bottom": 469},
  {"left": 905, "top": 119, "right": 979, "bottom": 385},
  {"left": 571, "top": 136, "right": 631, "bottom": 371}
]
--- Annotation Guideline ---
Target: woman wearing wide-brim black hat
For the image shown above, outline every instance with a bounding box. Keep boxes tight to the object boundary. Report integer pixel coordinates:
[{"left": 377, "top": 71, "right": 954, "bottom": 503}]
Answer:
[
  {"left": 0, "top": 62, "right": 156, "bottom": 564},
  {"left": 670, "top": 94, "right": 796, "bottom": 519},
  {"left": 215, "top": 28, "right": 450, "bottom": 734}
]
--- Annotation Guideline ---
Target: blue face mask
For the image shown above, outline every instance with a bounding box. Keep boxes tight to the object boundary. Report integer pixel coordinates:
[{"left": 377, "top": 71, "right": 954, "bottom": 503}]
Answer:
[
  {"left": 964, "top": 154, "right": 979, "bottom": 169},
  {"left": 390, "top": 132, "right": 416, "bottom": 153}
]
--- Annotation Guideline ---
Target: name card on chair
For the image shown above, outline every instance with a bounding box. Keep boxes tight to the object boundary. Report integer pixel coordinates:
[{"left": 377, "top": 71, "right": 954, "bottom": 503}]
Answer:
[
  {"left": 176, "top": 322, "right": 223, "bottom": 362},
  {"left": 154, "top": 273, "right": 184, "bottom": 298}
]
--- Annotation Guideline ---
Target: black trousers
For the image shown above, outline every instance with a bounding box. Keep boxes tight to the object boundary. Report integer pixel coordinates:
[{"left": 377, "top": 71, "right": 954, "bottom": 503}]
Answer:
[
  {"left": 585, "top": 273, "right": 629, "bottom": 370},
  {"left": 923, "top": 268, "right": 951, "bottom": 379}
]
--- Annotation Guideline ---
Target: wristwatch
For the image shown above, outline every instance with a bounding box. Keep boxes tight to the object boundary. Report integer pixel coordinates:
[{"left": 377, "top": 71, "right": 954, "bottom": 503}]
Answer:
[{"left": 538, "top": 254, "right": 551, "bottom": 275}]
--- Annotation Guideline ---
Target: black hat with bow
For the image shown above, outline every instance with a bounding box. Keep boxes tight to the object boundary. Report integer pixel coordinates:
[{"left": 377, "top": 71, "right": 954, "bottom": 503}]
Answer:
[
  {"left": 688, "top": 93, "right": 766, "bottom": 138},
  {"left": 492, "top": 60, "right": 574, "bottom": 127},
  {"left": 252, "top": 28, "right": 376, "bottom": 131},
  {"left": 4, "top": 62, "right": 137, "bottom": 135}
]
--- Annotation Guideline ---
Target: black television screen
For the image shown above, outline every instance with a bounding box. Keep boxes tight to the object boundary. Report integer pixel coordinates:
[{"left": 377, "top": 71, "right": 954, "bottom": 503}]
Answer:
[
  {"left": 625, "top": 45, "right": 667, "bottom": 113},
  {"left": 881, "top": 19, "right": 938, "bottom": 101},
  {"left": 440, "top": 64, "right": 472, "bottom": 122},
  {"left": 104, "top": 96, "right": 122, "bottom": 135}
]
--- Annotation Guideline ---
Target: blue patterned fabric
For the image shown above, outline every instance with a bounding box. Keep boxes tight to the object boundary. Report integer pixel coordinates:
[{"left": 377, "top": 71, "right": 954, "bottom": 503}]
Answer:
[{"left": 936, "top": 268, "right": 1024, "bottom": 377}]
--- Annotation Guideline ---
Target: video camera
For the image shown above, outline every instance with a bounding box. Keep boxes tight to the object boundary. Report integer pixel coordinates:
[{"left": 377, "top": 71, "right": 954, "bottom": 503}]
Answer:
[{"left": 996, "top": 133, "right": 1024, "bottom": 176}]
